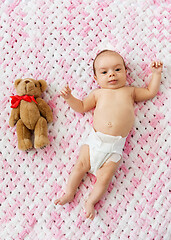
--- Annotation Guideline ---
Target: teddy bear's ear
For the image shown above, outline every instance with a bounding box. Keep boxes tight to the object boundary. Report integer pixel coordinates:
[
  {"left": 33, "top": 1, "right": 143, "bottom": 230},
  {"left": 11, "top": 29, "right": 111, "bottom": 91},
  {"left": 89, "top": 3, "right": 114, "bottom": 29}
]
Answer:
[
  {"left": 38, "top": 80, "right": 47, "bottom": 92},
  {"left": 14, "top": 79, "right": 22, "bottom": 88}
]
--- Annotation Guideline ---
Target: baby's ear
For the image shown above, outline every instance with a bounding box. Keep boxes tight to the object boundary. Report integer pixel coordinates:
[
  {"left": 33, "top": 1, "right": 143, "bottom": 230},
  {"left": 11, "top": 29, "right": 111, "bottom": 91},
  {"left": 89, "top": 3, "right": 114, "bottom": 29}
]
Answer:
[
  {"left": 14, "top": 79, "right": 22, "bottom": 88},
  {"left": 38, "top": 80, "right": 47, "bottom": 92}
]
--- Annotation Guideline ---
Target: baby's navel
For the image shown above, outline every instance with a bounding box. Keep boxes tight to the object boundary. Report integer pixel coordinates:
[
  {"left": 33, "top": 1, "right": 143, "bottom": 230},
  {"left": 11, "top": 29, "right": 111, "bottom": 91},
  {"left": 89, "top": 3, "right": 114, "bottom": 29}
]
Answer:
[{"left": 107, "top": 122, "right": 112, "bottom": 127}]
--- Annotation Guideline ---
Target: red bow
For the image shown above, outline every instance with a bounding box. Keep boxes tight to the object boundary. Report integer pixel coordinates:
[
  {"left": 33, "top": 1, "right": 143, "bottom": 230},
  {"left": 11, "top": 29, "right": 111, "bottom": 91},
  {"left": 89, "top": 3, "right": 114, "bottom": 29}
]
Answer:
[{"left": 10, "top": 95, "right": 38, "bottom": 108}]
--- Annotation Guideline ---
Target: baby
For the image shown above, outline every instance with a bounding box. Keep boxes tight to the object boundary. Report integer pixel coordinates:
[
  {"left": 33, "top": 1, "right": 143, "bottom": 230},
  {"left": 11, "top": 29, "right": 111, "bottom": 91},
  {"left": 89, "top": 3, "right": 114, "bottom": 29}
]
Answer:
[{"left": 54, "top": 50, "right": 163, "bottom": 220}]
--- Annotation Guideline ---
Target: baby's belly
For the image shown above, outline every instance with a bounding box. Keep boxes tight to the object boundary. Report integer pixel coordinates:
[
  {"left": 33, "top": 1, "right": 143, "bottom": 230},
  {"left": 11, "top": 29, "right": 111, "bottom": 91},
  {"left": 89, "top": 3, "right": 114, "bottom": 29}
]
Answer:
[{"left": 93, "top": 113, "right": 135, "bottom": 137}]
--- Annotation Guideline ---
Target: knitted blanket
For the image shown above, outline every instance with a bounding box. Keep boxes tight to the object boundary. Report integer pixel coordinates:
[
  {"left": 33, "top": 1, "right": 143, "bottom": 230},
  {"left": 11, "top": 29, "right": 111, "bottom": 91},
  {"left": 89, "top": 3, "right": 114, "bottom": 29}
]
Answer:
[{"left": 0, "top": 0, "right": 170, "bottom": 239}]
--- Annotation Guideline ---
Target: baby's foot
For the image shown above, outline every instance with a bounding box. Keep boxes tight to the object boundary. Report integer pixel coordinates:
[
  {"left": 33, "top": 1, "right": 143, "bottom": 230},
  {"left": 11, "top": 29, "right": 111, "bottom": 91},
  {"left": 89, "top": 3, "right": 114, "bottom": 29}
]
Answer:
[
  {"left": 84, "top": 200, "right": 95, "bottom": 220},
  {"left": 54, "top": 193, "right": 74, "bottom": 205}
]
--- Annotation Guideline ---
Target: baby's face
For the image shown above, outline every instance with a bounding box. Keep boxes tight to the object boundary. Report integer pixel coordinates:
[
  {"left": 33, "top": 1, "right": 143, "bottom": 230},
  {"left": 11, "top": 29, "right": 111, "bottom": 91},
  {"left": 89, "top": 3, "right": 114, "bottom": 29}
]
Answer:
[{"left": 94, "top": 52, "right": 127, "bottom": 89}]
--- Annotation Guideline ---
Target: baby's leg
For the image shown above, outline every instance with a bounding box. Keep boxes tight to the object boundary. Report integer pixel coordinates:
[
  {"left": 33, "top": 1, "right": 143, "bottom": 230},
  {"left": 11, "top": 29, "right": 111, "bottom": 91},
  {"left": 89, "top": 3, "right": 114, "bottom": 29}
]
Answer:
[
  {"left": 85, "top": 160, "right": 120, "bottom": 220},
  {"left": 54, "top": 145, "right": 90, "bottom": 205}
]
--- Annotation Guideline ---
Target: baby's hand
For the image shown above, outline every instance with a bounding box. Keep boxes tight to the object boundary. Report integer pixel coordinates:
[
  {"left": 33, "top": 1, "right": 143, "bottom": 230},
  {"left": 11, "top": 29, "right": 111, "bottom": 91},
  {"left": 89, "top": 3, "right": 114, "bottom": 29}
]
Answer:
[
  {"left": 150, "top": 61, "right": 163, "bottom": 74},
  {"left": 60, "top": 84, "right": 71, "bottom": 99}
]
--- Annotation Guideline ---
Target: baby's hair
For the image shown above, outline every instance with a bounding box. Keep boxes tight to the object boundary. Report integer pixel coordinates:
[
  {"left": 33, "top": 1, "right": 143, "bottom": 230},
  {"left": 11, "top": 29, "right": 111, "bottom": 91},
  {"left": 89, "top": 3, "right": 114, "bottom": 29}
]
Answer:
[{"left": 93, "top": 50, "right": 127, "bottom": 75}]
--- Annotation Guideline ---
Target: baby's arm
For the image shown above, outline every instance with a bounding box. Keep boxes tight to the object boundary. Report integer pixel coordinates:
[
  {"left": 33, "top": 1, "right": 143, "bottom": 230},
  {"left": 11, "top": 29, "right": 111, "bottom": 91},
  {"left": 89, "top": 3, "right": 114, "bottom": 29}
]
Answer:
[
  {"left": 134, "top": 61, "right": 163, "bottom": 102},
  {"left": 60, "top": 84, "right": 96, "bottom": 113}
]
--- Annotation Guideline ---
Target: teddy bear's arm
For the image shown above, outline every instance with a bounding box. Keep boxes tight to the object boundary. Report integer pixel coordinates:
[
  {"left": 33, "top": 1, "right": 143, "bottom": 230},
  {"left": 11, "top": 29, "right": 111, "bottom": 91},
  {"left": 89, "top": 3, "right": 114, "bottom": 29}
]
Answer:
[
  {"left": 9, "top": 106, "right": 20, "bottom": 127},
  {"left": 36, "top": 98, "right": 53, "bottom": 123}
]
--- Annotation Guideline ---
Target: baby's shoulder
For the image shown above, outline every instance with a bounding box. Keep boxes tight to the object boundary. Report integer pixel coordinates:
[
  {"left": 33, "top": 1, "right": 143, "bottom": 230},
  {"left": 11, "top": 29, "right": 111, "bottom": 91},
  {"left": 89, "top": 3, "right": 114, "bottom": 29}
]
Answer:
[
  {"left": 90, "top": 88, "right": 101, "bottom": 96},
  {"left": 122, "top": 86, "right": 136, "bottom": 102},
  {"left": 122, "top": 86, "right": 134, "bottom": 93},
  {"left": 123, "top": 86, "right": 134, "bottom": 91}
]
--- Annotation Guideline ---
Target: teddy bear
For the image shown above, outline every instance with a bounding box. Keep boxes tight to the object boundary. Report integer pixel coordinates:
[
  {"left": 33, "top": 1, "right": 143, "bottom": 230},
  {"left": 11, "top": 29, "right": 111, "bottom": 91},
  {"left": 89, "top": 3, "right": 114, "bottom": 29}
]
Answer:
[{"left": 9, "top": 78, "right": 53, "bottom": 151}]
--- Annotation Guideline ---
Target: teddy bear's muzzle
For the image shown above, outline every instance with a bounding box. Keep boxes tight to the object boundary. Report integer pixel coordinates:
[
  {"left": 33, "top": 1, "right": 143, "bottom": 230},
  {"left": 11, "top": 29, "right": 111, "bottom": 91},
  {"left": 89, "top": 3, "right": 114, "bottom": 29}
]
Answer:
[{"left": 25, "top": 82, "right": 34, "bottom": 93}]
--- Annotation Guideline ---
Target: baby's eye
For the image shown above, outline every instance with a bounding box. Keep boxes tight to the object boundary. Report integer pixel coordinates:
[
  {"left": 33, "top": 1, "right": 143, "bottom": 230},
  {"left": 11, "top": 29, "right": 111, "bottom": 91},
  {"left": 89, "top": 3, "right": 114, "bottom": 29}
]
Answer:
[
  {"left": 115, "top": 68, "right": 121, "bottom": 71},
  {"left": 102, "top": 71, "right": 107, "bottom": 74}
]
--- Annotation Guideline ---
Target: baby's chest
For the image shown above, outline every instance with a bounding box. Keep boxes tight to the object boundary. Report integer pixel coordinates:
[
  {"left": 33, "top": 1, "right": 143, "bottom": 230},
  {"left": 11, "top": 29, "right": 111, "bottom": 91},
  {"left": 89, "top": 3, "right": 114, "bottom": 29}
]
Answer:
[{"left": 99, "top": 93, "right": 133, "bottom": 107}]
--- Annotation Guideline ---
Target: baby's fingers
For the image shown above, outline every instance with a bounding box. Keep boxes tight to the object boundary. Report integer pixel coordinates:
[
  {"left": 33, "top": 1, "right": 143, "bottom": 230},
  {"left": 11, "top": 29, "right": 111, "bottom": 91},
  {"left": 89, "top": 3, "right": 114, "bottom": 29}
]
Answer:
[
  {"left": 151, "top": 61, "right": 163, "bottom": 74},
  {"left": 151, "top": 61, "right": 163, "bottom": 68},
  {"left": 60, "top": 85, "right": 71, "bottom": 99},
  {"left": 61, "top": 87, "right": 68, "bottom": 95},
  {"left": 60, "top": 90, "right": 67, "bottom": 97},
  {"left": 60, "top": 89, "right": 69, "bottom": 97}
]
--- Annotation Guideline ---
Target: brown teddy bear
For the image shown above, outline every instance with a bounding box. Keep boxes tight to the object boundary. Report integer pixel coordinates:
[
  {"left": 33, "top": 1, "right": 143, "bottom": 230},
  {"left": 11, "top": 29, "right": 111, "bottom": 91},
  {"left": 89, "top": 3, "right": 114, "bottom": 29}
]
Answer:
[{"left": 9, "top": 78, "right": 53, "bottom": 151}]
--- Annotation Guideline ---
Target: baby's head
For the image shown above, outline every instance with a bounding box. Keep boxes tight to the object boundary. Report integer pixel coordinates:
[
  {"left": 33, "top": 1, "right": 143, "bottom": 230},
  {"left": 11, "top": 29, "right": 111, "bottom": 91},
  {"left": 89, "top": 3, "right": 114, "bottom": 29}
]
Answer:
[{"left": 93, "top": 50, "right": 127, "bottom": 89}]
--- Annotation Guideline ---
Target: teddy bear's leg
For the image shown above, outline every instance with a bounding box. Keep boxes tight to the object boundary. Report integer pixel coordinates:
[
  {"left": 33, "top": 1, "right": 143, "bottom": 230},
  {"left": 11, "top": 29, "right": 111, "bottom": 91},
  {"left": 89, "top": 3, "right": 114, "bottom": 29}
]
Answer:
[
  {"left": 34, "top": 117, "right": 50, "bottom": 149},
  {"left": 16, "top": 119, "right": 33, "bottom": 150}
]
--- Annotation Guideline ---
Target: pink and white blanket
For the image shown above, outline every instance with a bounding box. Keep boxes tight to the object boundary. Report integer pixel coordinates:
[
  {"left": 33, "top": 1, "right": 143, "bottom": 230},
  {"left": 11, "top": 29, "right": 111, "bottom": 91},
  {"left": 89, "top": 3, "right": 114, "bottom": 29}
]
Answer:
[{"left": 0, "top": 0, "right": 170, "bottom": 239}]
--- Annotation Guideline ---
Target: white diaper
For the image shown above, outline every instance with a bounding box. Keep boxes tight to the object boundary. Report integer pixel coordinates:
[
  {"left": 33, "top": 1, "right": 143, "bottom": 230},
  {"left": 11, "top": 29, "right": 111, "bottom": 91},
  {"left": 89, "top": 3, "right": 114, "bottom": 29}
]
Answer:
[{"left": 85, "top": 129, "right": 127, "bottom": 176}]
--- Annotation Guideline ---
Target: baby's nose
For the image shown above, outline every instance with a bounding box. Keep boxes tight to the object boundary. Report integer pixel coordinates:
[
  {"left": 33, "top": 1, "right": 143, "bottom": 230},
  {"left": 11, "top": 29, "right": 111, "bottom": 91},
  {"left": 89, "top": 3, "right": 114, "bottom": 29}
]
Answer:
[{"left": 109, "top": 71, "right": 115, "bottom": 77}]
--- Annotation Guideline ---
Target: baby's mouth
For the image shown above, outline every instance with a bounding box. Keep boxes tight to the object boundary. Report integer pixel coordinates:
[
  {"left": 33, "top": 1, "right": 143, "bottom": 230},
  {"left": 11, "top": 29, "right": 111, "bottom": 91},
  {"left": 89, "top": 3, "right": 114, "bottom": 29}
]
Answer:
[{"left": 108, "top": 80, "right": 117, "bottom": 84}]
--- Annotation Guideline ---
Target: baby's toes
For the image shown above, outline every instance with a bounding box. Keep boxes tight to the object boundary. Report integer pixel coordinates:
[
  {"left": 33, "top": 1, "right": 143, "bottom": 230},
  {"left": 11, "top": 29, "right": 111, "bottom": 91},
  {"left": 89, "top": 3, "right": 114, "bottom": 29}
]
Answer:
[
  {"left": 85, "top": 201, "right": 95, "bottom": 220},
  {"left": 89, "top": 213, "right": 95, "bottom": 220},
  {"left": 54, "top": 199, "right": 60, "bottom": 205}
]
